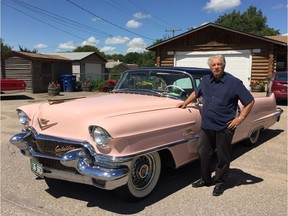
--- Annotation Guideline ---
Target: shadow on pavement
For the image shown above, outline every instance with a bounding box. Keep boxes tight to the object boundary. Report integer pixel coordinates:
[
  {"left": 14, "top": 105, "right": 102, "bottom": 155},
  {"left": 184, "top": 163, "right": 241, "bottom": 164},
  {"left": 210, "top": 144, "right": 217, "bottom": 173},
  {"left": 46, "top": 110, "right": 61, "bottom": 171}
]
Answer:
[
  {"left": 225, "top": 168, "right": 263, "bottom": 190},
  {"left": 0, "top": 94, "right": 34, "bottom": 100},
  {"left": 43, "top": 128, "right": 283, "bottom": 214},
  {"left": 277, "top": 100, "right": 287, "bottom": 106}
]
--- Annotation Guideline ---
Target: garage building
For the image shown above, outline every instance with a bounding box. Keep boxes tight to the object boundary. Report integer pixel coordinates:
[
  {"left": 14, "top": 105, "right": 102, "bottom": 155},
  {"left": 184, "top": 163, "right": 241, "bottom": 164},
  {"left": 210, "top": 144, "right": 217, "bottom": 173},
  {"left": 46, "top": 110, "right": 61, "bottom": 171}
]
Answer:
[{"left": 147, "top": 23, "right": 287, "bottom": 89}]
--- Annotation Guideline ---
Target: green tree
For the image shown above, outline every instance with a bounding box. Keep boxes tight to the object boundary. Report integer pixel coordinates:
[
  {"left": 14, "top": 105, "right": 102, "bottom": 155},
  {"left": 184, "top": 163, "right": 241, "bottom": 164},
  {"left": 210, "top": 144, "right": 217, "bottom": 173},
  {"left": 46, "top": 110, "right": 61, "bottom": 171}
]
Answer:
[
  {"left": 137, "top": 51, "right": 155, "bottom": 67},
  {"left": 1, "top": 38, "right": 13, "bottom": 55},
  {"left": 215, "top": 6, "right": 280, "bottom": 36},
  {"left": 73, "top": 45, "right": 106, "bottom": 58},
  {"left": 106, "top": 53, "right": 125, "bottom": 62},
  {"left": 105, "top": 51, "right": 155, "bottom": 67},
  {"left": 124, "top": 52, "right": 141, "bottom": 64}
]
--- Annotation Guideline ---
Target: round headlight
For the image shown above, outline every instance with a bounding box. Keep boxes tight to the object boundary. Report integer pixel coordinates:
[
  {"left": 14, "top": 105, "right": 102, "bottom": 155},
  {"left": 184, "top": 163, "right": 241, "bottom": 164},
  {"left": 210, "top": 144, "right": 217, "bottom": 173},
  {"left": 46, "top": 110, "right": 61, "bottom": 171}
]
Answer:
[
  {"left": 90, "top": 127, "right": 111, "bottom": 147},
  {"left": 17, "top": 110, "right": 30, "bottom": 125}
]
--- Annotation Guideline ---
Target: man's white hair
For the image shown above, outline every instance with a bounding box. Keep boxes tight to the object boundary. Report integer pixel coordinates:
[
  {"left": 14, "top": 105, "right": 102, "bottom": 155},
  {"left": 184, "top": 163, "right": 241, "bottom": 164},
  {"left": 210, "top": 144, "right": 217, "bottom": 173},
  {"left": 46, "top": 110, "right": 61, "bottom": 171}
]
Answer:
[{"left": 207, "top": 54, "right": 226, "bottom": 68}]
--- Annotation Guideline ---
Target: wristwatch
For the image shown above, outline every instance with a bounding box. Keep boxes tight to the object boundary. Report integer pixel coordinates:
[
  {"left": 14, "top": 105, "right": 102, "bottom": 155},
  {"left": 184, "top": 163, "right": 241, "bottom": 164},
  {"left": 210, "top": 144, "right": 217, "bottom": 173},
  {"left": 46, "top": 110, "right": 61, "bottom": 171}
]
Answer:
[{"left": 238, "top": 116, "right": 244, "bottom": 122}]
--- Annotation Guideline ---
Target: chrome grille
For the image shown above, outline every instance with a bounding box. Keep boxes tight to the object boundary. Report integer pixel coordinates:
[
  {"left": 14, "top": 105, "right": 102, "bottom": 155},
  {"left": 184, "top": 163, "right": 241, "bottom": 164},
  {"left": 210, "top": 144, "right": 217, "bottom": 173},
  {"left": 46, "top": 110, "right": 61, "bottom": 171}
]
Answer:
[{"left": 38, "top": 158, "right": 78, "bottom": 173}]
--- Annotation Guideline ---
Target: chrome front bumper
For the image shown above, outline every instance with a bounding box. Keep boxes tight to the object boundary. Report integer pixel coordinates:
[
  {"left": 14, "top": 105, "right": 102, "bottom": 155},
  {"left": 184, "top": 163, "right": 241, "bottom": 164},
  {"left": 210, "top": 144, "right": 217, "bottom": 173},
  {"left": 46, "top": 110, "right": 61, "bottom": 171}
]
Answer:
[{"left": 10, "top": 131, "right": 130, "bottom": 190}]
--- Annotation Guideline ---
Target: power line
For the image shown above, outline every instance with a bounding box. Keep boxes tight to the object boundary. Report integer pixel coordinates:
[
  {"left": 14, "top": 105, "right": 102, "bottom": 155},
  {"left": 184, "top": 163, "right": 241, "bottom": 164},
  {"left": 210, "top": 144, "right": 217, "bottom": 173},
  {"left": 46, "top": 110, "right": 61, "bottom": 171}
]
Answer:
[
  {"left": 2, "top": 0, "right": 127, "bottom": 53},
  {"left": 126, "top": 0, "right": 179, "bottom": 29},
  {"left": 8, "top": 0, "right": 113, "bottom": 38},
  {"left": 107, "top": 0, "right": 170, "bottom": 30},
  {"left": 66, "top": 0, "right": 155, "bottom": 41},
  {"left": 2, "top": 1, "right": 86, "bottom": 41}
]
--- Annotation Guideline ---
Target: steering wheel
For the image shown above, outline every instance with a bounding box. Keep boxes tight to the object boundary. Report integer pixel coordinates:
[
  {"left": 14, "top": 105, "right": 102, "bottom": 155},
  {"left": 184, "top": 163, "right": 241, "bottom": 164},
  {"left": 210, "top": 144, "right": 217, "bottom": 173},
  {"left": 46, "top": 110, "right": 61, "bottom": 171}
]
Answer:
[{"left": 165, "top": 85, "right": 187, "bottom": 98}]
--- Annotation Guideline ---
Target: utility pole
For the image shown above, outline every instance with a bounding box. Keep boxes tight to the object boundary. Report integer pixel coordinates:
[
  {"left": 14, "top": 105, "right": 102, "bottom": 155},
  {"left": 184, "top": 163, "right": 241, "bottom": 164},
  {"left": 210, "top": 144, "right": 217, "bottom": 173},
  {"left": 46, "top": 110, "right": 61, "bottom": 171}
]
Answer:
[{"left": 165, "top": 29, "right": 182, "bottom": 37}]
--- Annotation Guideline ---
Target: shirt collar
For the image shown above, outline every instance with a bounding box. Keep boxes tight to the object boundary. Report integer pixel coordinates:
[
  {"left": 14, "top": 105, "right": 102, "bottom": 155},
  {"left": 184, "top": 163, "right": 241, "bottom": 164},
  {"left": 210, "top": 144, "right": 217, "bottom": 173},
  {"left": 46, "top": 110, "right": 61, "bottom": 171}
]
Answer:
[{"left": 210, "top": 72, "right": 226, "bottom": 83}]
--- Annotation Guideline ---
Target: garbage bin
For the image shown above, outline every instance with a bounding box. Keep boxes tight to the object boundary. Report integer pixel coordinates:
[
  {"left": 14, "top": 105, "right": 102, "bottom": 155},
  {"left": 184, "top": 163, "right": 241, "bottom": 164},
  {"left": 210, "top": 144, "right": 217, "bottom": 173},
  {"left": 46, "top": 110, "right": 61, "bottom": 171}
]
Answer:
[{"left": 61, "top": 74, "right": 76, "bottom": 92}]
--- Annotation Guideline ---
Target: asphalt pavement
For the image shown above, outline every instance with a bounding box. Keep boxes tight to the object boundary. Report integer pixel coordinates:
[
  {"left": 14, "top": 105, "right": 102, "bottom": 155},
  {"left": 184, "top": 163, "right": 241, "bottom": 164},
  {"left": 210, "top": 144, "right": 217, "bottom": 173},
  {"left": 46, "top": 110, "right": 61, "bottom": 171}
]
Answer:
[{"left": 1, "top": 91, "right": 287, "bottom": 216}]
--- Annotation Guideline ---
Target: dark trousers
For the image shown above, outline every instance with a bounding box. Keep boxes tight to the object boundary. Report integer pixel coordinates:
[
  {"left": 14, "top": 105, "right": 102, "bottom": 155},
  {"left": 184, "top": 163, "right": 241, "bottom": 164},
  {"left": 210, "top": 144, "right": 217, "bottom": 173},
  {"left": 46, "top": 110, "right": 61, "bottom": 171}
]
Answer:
[{"left": 198, "top": 128, "right": 234, "bottom": 184}]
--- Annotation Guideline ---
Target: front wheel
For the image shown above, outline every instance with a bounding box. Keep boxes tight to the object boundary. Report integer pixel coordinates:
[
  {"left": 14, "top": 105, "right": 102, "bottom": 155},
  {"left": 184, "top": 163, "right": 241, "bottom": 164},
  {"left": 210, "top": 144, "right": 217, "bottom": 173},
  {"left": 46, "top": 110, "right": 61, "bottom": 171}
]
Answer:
[{"left": 116, "top": 152, "right": 161, "bottom": 201}]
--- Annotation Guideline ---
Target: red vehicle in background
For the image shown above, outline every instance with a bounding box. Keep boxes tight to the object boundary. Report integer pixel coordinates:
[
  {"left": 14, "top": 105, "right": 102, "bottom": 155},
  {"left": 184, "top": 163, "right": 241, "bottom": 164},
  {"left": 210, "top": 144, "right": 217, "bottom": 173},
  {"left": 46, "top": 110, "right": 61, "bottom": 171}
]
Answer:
[
  {"left": 267, "top": 71, "right": 288, "bottom": 102},
  {"left": 0, "top": 78, "right": 26, "bottom": 93}
]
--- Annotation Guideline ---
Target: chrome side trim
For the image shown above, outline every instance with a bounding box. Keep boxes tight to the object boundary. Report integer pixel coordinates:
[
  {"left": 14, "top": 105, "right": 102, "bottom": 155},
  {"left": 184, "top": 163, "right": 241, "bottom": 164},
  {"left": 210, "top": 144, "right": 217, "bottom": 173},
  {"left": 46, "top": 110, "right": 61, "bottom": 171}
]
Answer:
[{"left": 96, "top": 135, "right": 200, "bottom": 163}]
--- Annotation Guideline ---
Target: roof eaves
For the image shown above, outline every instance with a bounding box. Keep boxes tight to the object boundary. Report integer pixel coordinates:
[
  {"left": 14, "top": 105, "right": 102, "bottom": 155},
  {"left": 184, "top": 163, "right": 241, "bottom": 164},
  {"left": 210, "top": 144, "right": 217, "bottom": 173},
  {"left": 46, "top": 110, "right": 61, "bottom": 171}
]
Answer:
[
  {"left": 2, "top": 51, "right": 71, "bottom": 61},
  {"left": 146, "top": 23, "right": 287, "bottom": 50}
]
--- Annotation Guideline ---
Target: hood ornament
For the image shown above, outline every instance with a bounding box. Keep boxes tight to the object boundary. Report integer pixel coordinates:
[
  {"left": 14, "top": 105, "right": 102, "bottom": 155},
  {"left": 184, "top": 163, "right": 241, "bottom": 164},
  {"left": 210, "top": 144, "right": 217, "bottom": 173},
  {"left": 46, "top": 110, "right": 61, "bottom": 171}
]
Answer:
[{"left": 38, "top": 118, "right": 58, "bottom": 130}]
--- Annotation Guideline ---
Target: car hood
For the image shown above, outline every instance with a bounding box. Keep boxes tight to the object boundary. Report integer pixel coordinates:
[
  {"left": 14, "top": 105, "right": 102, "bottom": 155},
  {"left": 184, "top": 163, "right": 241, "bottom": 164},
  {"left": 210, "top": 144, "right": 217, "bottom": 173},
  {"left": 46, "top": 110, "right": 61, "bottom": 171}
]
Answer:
[{"left": 21, "top": 93, "right": 182, "bottom": 140}]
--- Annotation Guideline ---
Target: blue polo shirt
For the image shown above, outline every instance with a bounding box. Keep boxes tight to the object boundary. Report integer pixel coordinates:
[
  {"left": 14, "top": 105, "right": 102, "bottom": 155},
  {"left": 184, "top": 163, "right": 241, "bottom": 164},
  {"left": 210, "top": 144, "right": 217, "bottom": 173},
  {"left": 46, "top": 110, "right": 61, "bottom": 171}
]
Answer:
[{"left": 195, "top": 72, "right": 254, "bottom": 131}]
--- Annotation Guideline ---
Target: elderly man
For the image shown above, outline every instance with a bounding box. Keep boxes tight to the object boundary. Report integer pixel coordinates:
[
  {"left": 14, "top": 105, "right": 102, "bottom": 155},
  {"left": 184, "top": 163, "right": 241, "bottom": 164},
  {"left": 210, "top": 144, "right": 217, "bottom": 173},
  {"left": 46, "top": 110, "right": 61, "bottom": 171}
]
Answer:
[{"left": 177, "top": 54, "right": 254, "bottom": 196}]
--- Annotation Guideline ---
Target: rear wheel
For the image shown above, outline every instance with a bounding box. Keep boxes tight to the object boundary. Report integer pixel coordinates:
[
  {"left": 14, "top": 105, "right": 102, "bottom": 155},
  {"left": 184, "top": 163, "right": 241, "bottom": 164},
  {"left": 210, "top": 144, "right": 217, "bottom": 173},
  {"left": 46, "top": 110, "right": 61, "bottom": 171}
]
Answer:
[
  {"left": 245, "top": 128, "right": 261, "bottom": 145},
  {"left": 116, "top": 152, "right": 161, "bottom": 201}
]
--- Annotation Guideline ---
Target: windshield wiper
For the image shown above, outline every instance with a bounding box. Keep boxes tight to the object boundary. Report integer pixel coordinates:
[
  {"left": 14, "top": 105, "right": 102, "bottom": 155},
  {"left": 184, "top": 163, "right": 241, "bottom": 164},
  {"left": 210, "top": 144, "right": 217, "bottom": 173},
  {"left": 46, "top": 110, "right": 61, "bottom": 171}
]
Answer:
[
  {"left": 113, "top": 88, "right": 163, "bottom": 96},
  {"left": 137, "top": 89, "right": 163, "bottom": 96}
]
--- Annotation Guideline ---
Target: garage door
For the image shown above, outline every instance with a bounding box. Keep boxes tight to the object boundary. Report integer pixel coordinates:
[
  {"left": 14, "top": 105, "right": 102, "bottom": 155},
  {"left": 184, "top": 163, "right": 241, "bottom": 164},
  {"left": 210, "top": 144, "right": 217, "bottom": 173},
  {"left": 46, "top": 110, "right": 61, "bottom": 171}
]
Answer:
[
  {"left": 85, "top": 63, "right": 102, "bottom": 81},
  {"left": 175, "top": 50, "right": 252, "bottom": 88}
]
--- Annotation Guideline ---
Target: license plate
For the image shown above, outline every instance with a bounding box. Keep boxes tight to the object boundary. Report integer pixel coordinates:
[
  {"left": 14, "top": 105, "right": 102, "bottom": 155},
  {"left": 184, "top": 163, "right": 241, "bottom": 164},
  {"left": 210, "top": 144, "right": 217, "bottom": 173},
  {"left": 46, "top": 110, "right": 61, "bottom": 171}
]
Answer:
[{"left": 30, "top": 159, "right": 43, "bottom": 177}]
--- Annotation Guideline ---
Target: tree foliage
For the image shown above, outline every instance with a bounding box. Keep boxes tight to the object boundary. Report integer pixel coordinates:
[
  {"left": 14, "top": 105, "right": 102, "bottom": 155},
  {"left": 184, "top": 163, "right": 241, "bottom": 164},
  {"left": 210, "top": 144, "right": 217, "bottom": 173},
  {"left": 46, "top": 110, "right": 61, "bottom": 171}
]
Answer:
[
  {"left": 73, "top": 45, "right": 106, "bottom": 58},
  {"left": 73, "top": 44, "right": 100, "bottom": 52},
  {"left": 105, "top": 51, "right": 155, "bottom": 67},
  {"left": 1, "top": 38, "right": 13, "bottom": 55},
  {"left": 18, "top": 45, "right": 38, "bottom": 53},
  {"left": 72, "top": 45, "right": 155, "bottom": 67},
  {"left": 215, "top": 6, "right": 280, "bottom": 36}
]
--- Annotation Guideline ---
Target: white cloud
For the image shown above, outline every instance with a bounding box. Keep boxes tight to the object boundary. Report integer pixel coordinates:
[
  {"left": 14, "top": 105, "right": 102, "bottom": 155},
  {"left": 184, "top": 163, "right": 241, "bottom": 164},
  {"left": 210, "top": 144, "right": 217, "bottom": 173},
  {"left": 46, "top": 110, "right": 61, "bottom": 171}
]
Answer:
[
  {"left": 133, "top": 12, "right": 151, "bottom": 19},
  {"left": 128, "top": 38, "right": 146, "bottom": 47},
  {"left": 105, "top": 36, "right": 129, "bottom": 45},
  {"left": 81, "top": 37, "right": 99, "bottom": 46},
  {"left": 34, "top": 43, "right": 47, "bottom": 49},
  {"left": 92, "top": 16, "right": 100, "bottom": 22},
  {"left": 58, "top": 37, "right": 99, "bottom": 51},
  {"left": 58, "top": 41, "right": 75, "bottom": 49},
  {"left": 100, "top": 46, "right": 116, "bottom": 53},
  {"left": 272, "top": 3, "right": 288, "bottom": 9},
  {"left": 126, "top": 38, "right": 146, "bottom": 53},
  {"left": 126, "top": 47, "right": 146, "bottom": 53},
  {"left": 203, "top": 0, "right": 241, "bottom": 13},
  {"left": 126, "top": 20, "right": 142, "bottom": 28}
]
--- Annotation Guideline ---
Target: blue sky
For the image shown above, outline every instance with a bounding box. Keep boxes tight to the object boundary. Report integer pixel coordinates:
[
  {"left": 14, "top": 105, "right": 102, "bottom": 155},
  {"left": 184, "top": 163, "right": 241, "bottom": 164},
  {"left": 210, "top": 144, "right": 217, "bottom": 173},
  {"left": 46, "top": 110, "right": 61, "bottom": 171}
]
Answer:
[{"left": 1, "top": 0, "right": 287, "bottom": 55}]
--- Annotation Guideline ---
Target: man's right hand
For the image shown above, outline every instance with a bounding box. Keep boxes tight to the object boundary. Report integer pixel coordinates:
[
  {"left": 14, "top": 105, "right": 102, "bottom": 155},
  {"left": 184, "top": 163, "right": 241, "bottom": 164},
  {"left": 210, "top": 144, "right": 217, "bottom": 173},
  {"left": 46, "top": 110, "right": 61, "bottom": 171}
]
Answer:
[{"left": 176, "top": 102, "right": 187, "bottom": 108}]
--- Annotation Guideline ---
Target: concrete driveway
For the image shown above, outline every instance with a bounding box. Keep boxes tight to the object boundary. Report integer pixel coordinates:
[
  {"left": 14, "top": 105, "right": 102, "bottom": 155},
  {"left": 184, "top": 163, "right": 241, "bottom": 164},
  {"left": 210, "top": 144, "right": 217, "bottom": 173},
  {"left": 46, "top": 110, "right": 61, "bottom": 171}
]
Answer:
[{"left": 1, "top": 91, "right": 287, "bottom": 216}]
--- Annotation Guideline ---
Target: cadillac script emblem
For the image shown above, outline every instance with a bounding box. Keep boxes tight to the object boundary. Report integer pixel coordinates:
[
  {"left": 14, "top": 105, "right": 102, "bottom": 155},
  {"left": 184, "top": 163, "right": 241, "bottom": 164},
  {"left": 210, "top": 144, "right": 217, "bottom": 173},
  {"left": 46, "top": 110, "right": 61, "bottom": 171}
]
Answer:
[
  {"left": 38, "top": 118, "right": 58, "bottom": 130},
  {"left": 55, "top": 145, "right": 75, "bottom": 156}
]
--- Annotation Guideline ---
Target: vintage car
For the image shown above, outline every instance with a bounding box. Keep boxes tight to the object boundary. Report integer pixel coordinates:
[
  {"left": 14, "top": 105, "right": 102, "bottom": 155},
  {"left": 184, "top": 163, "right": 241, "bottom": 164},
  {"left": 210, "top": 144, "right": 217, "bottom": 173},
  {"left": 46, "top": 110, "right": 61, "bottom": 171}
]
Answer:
[
  {"left": 10, "top": 67, "right": 283, "bottom": 200},
  {"left": 1, "top": 78, "right": 26, "bottom": 93}
]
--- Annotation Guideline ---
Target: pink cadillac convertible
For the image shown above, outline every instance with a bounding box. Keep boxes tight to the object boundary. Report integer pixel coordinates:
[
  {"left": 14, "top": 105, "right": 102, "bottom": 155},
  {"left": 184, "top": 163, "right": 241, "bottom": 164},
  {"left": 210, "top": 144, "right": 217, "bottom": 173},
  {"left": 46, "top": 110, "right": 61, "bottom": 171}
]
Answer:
[{"left": 10, "top": 67, "right": 283, "bottom": 200}]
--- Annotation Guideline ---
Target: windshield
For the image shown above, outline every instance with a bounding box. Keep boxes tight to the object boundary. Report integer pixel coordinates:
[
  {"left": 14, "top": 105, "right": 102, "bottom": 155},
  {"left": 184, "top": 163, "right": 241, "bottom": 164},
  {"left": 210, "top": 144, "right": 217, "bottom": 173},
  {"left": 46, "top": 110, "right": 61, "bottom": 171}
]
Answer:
[{"left": 113, "top": 69, "right": 196, "bottom": 100}]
